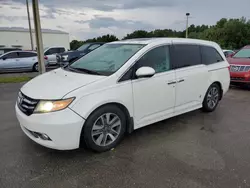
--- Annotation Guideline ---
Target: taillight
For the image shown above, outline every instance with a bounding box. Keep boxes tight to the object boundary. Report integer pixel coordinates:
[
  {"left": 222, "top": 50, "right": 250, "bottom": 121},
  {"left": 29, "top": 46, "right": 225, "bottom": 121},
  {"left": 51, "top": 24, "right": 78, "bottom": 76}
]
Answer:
[{"left": 44, "top": 56, "right": 48, "bottom": 60}]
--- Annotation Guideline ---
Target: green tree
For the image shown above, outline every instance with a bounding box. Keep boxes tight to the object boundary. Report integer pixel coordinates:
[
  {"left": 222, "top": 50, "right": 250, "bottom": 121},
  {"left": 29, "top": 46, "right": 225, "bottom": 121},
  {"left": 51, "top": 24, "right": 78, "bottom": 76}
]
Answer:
[
  {"left": 70, "top": 40, "right": 84, "bottom": 50},
  {"left": 123, "top": 30, "right": 152, "bottom": 39}
]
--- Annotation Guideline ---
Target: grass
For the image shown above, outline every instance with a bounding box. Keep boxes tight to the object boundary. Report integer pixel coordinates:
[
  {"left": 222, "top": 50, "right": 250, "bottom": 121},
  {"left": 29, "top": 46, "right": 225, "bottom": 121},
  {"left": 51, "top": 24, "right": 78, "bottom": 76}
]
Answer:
[{"left": 0, "top": 76, "right": 32, "bottom": 83}]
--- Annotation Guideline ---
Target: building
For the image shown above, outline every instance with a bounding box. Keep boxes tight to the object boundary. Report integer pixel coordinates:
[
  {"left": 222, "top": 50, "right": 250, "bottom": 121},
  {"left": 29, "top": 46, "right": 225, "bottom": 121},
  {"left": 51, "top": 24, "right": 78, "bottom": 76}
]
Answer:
[{"left": 0, "top": 27, "right": 70, "bottom": 50}]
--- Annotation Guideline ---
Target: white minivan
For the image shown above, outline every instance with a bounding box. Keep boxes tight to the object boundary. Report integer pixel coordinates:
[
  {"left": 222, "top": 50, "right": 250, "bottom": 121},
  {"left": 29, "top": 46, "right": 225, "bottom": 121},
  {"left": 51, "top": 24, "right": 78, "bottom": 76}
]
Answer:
[{"left": 16, "top": 38, "right": 230, "bottom": 152}]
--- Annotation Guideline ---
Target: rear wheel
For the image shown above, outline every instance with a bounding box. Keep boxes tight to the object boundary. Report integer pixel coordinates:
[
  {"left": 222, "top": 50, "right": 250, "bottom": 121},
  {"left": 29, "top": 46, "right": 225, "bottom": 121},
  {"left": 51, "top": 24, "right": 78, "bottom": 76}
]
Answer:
[
  {"left": 82, "top": 105, "right": 126, "bottom": 152},
  {"left": 202, "top": 83, "right": 221, "bottom": 112},
  {"left": 33, "top": 63, "right": 38, "bottom": 72}
]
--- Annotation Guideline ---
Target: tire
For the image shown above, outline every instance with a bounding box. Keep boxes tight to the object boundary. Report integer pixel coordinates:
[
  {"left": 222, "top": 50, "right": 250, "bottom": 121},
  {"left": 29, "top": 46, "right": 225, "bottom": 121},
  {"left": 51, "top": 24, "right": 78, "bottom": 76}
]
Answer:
[
  {"left": 202, "top": 83, "right": 221, "bottom": 112},
  {"left": 82, "top": 105, "right": 126, "bottom": 152},
  {"left": 33, "top": 63, "right": 38, "bottom": 72}
]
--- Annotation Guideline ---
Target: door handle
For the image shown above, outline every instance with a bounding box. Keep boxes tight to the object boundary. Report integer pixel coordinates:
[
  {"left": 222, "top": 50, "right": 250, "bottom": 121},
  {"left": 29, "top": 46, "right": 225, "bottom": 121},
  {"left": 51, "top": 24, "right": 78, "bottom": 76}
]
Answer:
[
  {"left": 177, "top": 79, "right": 185, "bottom": 83},
  {"left": 167, "top": 81, "right": 176, "bottom": 85}
]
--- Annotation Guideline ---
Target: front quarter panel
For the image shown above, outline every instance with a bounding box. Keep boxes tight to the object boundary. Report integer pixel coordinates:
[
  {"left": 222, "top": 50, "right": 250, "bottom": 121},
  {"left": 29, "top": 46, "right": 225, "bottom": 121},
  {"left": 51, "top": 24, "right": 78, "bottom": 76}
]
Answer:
[{"left": 68, "top": 80, "right": 134, "bottom": 120}]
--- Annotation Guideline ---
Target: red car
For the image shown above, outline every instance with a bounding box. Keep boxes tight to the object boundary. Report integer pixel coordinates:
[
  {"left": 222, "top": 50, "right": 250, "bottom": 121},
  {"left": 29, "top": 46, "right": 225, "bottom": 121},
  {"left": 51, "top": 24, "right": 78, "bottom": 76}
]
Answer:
[{"left": 227, "top": 45, "right": 250, "bottom": 86}]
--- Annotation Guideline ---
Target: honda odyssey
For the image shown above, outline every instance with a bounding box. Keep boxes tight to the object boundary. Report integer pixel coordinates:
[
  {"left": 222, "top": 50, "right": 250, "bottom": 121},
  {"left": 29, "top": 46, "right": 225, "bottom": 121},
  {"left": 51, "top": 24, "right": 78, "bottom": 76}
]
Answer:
[{"left": 16, "top": 38, "right": 230, "bottom": 152}]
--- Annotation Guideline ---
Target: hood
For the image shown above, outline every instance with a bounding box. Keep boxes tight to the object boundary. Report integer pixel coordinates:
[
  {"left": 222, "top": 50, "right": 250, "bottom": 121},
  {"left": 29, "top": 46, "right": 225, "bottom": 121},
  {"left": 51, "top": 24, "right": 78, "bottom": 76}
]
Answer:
[
  {"left": 227, "top": 57, "right": 250, "bottom": 65},
  {"left": 21, "top": 68, "right": 105, "bottom": 100}
]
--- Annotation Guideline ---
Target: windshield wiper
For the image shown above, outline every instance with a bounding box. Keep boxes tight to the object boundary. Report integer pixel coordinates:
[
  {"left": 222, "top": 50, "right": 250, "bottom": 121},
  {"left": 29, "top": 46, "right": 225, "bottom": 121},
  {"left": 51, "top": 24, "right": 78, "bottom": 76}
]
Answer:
[{"left": 69, "top": 66, "right": 102, "bottom": 75}]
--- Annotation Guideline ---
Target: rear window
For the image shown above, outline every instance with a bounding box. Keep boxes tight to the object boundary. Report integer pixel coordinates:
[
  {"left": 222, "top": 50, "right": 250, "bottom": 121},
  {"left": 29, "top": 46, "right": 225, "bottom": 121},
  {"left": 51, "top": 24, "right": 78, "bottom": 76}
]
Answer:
[{"left": 201, "top": 46, "right": 224, "bottom": 65}]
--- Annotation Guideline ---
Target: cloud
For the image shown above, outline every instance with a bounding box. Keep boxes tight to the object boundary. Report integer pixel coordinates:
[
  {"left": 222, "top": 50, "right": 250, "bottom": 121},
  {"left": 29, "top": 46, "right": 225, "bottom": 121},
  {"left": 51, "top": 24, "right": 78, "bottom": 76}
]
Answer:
[
  {"left": 2, "top": 0, "right": 250, "bottom": 41},
  {"left": 77, "top": 16, "right": 154, "bottom": 31},
  {"left": 0, "top": 14, "right": 28, "bottom": 21},
  {"left": 10, "top": 6, "right": 21, "bottom": 10},
  {"left": 56, "top": 25, "right": 64, "bottom": 29},
  {"left": 11, "top": 0, "right": 180, "bottom": 11}
]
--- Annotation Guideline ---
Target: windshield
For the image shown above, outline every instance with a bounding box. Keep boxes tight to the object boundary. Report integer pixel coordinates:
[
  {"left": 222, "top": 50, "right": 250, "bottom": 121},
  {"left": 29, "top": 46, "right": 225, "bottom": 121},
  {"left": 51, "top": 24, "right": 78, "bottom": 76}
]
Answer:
[
  {"left": 69, "top": 43, "right": 145, "bottom": 75},
  {"left": 233, "top": 49, "right": 250, "bottom": 58},
  {"left": 77, "top": 44, "right": 90, "bottom": 51}
]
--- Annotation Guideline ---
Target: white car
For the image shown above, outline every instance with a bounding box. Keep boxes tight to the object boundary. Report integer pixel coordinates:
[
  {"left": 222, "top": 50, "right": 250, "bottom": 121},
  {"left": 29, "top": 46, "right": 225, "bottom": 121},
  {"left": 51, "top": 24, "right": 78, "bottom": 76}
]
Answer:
[
  {"left": 223, "top": 49, "right": 235, "bottom": 58},
  {"left": 16, "top": 38, "right": 230, "bottom": 152},
  {"left": 44, "top": 46, "right": 67, "bottom": 65}
]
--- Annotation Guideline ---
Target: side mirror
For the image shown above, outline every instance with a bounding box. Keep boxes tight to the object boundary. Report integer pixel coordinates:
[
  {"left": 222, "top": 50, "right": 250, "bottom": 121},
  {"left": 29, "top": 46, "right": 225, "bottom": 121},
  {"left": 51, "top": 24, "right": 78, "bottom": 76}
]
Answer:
[
  {"left": 229, "top": 53, "right": 235, "bottom": 58},
  {"left": 136, "top": 67, "right": 155, "bottom": 78},
  {"left": 2, "top": 57, "right": 7, "bottom": 60}
]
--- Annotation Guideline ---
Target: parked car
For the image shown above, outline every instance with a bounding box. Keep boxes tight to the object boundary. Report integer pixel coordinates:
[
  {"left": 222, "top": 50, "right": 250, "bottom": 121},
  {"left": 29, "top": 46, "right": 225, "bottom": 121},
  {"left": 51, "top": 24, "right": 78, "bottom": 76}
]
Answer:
[
  {"left": 44, "top": 46, "right": 67, "bottom": 66},
  {"left": 16, "top": 38, "right": 230, "bottom": 152},
  {"left": 223, "top": 49, "right": 235, "bottom": 58},
  {"left": 56, "top": 42, "right": 105, "bottom": 66},
  {"left": 0, "top": 51, "right": 48, "bottom": 72},
  {"left": 227, "top": 45, "right": 250, "bottom": 86}
]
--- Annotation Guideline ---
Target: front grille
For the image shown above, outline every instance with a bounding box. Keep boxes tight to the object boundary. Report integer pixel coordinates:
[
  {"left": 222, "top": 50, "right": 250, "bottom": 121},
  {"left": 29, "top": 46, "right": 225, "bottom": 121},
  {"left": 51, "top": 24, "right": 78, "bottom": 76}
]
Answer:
[
  {"left": 231, "top": 77, "right": 245, "bottom": 81},
  {"left": 230, "top": 65, "right": 250, "bottom": 72},
  {"left": 17, "top": 92, "right": 39, "bottom": 116}
]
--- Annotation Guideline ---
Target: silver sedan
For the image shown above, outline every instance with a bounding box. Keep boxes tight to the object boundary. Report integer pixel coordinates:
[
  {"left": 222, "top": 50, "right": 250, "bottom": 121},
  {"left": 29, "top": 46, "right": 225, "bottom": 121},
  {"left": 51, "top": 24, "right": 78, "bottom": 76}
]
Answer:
[{"left": 0, "top": 51, "right": 48, "bottom": 72}]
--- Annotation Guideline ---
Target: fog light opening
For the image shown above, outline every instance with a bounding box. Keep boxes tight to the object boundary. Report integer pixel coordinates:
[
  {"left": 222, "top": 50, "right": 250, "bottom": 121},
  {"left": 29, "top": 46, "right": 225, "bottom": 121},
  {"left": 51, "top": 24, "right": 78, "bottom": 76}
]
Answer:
[{"left": 40, "top": 133, "right": 51, "bottom": 141}]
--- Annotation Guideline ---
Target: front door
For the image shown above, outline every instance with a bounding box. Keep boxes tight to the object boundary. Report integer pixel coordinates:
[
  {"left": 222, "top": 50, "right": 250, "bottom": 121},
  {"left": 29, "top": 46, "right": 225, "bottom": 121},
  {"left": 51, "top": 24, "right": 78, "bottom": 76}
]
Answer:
[
  {"left": 0, "top": 52, "right": 18, "bottom": 71},
  {"left": 132, "top": 45, "right": 176, "bottom": 129}
]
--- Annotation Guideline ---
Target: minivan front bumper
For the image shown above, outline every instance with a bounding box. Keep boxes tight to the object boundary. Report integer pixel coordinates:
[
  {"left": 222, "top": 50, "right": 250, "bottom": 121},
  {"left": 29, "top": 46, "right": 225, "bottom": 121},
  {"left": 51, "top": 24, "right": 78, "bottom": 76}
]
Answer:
[{"left": 15, "top": 104, "right": 85, "bottom": 150}]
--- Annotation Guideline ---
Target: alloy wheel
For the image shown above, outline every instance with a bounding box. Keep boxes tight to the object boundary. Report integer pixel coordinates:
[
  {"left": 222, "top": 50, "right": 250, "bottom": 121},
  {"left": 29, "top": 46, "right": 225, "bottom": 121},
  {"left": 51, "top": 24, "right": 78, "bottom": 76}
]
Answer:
[
  {"left": 91, "top": 113, "right": 121, "bottom": 147},
  {"left": 207, "top": 86, "right": 219, "bottom": 109}
]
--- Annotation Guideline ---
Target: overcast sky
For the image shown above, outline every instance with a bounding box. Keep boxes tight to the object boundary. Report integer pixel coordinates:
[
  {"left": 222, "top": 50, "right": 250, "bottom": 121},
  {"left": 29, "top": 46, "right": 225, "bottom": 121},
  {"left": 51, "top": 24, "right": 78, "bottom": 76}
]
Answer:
[{"left": 0, "top": 0, "right": 250, "bottom": 41}]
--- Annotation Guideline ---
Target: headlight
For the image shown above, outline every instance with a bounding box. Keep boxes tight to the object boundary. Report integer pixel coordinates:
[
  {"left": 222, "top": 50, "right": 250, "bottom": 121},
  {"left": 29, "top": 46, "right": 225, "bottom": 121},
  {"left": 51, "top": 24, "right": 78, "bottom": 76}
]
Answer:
[
  {"left": 62, "top": 55, "right": 68, "bottom": 60},
  {"left": 34, "top": 98, "right": 75, "bottom": 113}
]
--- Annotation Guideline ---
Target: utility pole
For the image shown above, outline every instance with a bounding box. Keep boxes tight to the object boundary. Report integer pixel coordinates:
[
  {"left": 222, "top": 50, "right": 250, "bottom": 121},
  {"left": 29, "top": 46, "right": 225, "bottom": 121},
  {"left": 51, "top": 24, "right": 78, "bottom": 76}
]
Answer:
[
  {"left": 26, "top": 0, "right": 34, "bottom": 50},
  {"left": 32, "top": 0, "right": 46, "bottom": 74},
  {"left": 186, "top": 13, "right": 190, "bottom": 38}
]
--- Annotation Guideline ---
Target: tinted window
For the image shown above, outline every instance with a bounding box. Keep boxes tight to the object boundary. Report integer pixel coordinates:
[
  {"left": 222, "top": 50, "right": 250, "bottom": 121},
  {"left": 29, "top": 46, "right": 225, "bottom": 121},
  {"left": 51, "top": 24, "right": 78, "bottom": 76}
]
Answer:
[
  {"left": 19, "top": 52, "right": 37, "bottom": 58},
  {"left": 2, "top": 52, "right": 18, "bottom": 59},
  {"left": 201, "top": 46, "right": 223, "bottom": 65},
  {"left": 172, "top": 44, "right": 201, "bottom": 68},
  {"left": 59, "top": 48, "right": 65, "bottom": 53},
  {"left": 119, "top": 67, "right": 133, "bottom": 82},
  {"left": 135, "top": 45, "right": 171, "bottom": 74},
  {"left": 88, "top": 44, "right": 101, "bottom": 51}
]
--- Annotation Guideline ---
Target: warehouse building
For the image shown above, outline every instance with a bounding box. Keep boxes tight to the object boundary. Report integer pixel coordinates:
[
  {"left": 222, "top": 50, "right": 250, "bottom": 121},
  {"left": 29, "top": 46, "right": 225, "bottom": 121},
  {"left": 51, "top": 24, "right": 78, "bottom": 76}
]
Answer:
[{"left": 0, "top": 27, "right": 70, "bottom": 51}]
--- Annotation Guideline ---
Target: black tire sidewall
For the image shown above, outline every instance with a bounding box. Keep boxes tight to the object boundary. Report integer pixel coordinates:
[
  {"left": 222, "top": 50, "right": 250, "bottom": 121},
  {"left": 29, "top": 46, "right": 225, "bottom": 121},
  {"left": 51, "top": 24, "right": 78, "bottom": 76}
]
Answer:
[
  {"left": 33, "top": 63, "right": 38, "bottom": 72},
  {"left": 83, "top": 105, "right": 126, "bottom": 152},
  {"left": 202, "top": 83, "right": 220, "bottom": 112}
]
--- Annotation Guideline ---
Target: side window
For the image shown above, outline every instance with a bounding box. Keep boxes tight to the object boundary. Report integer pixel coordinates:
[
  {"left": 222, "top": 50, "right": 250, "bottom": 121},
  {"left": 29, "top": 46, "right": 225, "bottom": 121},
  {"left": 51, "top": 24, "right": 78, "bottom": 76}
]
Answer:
[
  {"left": 59, "top": 48, "right": 65, "bottom": 53},
  {"left": 172, "top": 44, "right": 201, "bottom": 68},
  {"left": 201, "top": 46, "right": 224, "bottom": 65},
  {"left": 88, "top": 44, "right": 101, "bottom": 51},
  {"left": 19, "top": 52, "right": 37, "bottom": 58},
  {"left": 135, "top": 45, "right": 171, "bottom": 74},
  {"left": 119, "top": 67, "right": 133, "bottom": 82},
  {"left": 2, "top": 52, "right": 18, "bottom": 59},
  {"left": 44, "top": 48, "right": 59, "bottom": 55}
]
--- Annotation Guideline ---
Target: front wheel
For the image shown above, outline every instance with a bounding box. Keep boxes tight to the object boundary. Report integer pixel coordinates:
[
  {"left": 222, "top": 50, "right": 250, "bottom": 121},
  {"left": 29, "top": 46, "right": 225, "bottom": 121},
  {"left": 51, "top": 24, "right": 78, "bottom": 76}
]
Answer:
[
  {"left": 202, "top": 83, "right": 221, "bottom": 112},
  {"left": 82, "top": 105, "right": 126, "bottom": 152}
]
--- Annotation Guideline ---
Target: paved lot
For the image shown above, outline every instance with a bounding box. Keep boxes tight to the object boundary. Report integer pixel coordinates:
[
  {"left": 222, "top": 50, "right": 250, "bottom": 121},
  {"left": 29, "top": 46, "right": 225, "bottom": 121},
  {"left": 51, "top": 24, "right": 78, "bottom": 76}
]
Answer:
[{"left": 0, "top": 83, "right": 250, "bottom": 188}]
